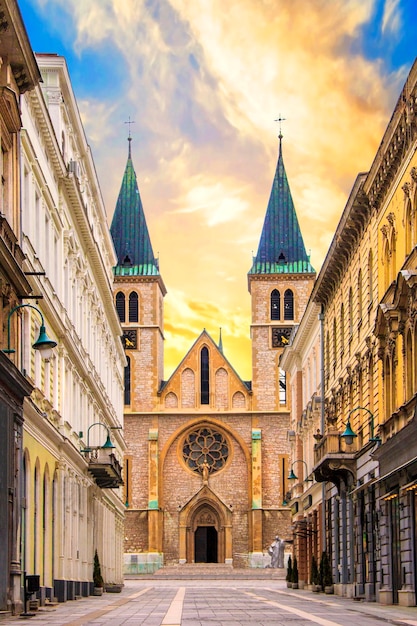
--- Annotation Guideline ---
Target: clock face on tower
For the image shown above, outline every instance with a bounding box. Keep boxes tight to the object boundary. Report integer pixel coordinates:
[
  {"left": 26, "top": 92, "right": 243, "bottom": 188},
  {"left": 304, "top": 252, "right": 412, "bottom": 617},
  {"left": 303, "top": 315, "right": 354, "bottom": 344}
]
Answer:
[
  {"left": 122, "top": 329, "right": 137, "bottom": 350},
  {"left": 271, "top": 326, "right": 293, "bottom": 348}
]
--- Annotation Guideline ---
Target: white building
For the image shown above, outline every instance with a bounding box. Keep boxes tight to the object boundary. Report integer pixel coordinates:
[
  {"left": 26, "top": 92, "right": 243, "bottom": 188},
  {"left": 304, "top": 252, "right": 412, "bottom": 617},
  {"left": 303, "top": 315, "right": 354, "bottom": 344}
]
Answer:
[{"left": 18, "top": 53, "right": 126, "bottom": 603}]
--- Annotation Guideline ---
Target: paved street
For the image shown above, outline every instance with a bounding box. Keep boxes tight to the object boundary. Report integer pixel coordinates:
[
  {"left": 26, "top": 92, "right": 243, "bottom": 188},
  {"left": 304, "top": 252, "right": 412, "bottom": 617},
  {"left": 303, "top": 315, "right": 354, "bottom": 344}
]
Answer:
[{"left": 2, "top": 579, "right": 417, "bottom": 626}]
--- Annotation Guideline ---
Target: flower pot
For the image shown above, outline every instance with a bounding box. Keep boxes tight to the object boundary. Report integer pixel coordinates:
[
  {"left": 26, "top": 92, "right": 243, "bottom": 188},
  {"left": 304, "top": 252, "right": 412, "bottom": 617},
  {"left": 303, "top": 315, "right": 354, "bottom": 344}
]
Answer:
[
  {"left": 324, "top": 585, "right": 334, "bottom": 594},
  {"left": 312, "top": 585, "right": 321, "bottom": 593},
  {"left": 292, "top": 583, "right": 299, "bottom": 589},
  {"left": 93, "top": 587, "right": 103, "bottom": 596}
]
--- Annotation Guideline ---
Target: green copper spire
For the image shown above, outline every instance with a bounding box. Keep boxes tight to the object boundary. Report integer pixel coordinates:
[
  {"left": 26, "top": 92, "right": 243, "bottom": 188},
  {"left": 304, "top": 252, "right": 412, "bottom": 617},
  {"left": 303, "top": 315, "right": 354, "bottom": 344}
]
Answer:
[
  {"left": 249, "top": 134, "right": 314, "bottom": 275},
  {"left": 111, "top": 137, "right": 159, "bottom": 276}
]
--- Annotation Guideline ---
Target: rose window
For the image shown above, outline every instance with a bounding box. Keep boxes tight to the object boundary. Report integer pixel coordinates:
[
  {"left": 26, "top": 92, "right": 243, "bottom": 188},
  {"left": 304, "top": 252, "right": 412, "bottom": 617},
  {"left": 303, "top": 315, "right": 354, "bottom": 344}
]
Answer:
[{"left": 182, "top": 427, "right": 229, "bottom": 474}]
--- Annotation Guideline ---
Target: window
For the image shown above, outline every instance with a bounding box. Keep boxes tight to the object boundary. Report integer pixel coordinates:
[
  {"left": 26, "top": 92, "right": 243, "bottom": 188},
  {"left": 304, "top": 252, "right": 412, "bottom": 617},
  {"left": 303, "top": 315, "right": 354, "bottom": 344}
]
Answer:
[
  {"left": 271, "top": 289, "right": 280, "bottom": 320},
  {"left": 129, "top": 292, "right": 138, "bottom": 322},
  {"left": 358, "top": 270, "right": 363, "bottom": 322},
  {"left": 182, "top": 427, "right": 229, "bottom": 474},
  {"left": 368, "top": 250, "right": 374, "bottom": 307},
  {"left": 124, "top": 356, "right": 131, "bottom": 405},
  {"left": 279, "top": 368, "right": 286, "bottom": 405},
  {"left": 284, "top": 289, "right": 294, "bottom": 320},
  {"left": 116, "top": 292, "right": 125, "bottom": 322},
  {"left": 200, "top": 347, "right": 209, "bottom": 405},
  {"left": 349, "top": 288, "right": 353, "bottom": 337}
]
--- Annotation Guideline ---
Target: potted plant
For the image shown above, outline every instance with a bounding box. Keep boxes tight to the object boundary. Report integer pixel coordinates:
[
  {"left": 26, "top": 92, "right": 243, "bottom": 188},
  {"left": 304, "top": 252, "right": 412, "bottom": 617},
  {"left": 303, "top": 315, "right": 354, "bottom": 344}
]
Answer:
[
  {"left": 320, "top": 551, "right": 334, "bottom": 594},
  {"left": 292, "top": 556, "right": 299, "bottom": 589},
  {"left": 286, "top": 555, "right": 293, "bottom": 588},
  {"left": 310, "top": 555, "right": 321, "bottom": 592},
  {"left": 93, "top": 549, "right": 104, "bottom": 596}
]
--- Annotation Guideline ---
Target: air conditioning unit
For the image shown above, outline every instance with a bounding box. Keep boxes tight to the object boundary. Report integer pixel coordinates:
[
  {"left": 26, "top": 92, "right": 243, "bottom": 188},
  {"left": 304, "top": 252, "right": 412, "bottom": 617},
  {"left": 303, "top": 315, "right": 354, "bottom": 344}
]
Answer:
[{"left": 68, "top": 160, "right": 80, "bottom": 178}]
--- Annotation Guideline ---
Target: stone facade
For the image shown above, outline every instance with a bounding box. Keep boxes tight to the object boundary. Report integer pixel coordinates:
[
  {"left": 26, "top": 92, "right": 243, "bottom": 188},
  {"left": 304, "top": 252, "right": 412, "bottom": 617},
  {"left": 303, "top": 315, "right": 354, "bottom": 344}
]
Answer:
[{"left": 115, "top": 136, "right": 315, "bottom": 572}]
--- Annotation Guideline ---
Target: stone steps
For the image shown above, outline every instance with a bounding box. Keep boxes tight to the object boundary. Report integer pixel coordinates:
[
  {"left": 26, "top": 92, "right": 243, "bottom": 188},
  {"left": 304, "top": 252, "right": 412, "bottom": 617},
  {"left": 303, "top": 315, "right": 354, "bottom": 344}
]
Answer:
[{"left": 130, "top": 564, "right": 286, "bottom": 580}]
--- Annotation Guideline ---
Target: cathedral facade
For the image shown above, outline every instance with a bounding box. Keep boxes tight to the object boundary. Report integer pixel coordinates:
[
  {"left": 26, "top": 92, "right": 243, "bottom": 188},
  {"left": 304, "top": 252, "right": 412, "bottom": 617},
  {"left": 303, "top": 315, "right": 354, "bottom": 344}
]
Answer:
[{"left": 111, "top": 134, "right": 315, "bottom": 572}]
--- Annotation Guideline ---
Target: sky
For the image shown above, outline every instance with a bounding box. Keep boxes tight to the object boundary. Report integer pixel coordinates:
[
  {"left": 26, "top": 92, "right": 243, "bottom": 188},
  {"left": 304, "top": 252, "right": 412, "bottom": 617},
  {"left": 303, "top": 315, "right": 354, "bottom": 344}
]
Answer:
[{"left": 18, "top": 0, "right": 417, "bottom": 381}]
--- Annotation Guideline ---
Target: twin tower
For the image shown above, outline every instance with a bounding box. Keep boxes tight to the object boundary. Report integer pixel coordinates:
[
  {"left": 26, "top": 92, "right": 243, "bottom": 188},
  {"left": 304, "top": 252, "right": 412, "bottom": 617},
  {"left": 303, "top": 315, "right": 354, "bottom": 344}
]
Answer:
[{"left": 110, "top": 133, "right": 315, "bottom": 571}]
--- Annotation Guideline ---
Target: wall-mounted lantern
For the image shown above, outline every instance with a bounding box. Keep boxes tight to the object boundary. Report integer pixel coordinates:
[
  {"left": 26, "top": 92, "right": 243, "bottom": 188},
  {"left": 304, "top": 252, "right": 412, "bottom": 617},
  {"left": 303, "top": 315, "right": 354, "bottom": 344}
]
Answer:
[
  {"left": 3, "top": 303, "right": 57, "bottom": 360},
  {"left": 340, "top": 406, "right": 381, "bottom": 446},
  {"left": 288, "top": 459, "right": 313, "bottom": 482}
]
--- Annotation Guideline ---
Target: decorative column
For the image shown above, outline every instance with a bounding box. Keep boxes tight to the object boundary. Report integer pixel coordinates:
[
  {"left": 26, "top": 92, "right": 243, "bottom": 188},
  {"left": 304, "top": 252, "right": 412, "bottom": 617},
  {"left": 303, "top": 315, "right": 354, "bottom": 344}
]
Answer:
[
  {"left": 250, "top": 428, "right": 263, "bottom": 567},
  {"left": 148, "top": 429, "right": 162, "bottom": 564}
]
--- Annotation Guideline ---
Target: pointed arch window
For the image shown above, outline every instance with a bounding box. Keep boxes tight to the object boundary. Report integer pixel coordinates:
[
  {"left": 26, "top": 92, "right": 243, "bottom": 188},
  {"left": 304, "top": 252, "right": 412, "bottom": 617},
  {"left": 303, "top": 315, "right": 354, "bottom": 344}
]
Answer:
[
  {"left": 116, "top": 292, "right": 125, "bottom": 322},
  {"left": 271, "top": 289, "right": 280, "bottom": 320},
  {"left": 124, "top": 356, "right": 131, "bottom": 405},
  {"left": 284, "top": 289, "right": 294, "bottom": 320},
  {"left": 129, "top": 292, "right": 138, "bottom": 322},
  {"left": 200, "top": 347, "right": 210, "bottom": 405}
]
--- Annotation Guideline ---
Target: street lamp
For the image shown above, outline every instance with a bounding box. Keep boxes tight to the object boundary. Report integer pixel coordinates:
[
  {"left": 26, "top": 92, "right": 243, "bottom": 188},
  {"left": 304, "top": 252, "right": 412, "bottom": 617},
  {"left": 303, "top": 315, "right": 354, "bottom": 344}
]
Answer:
[
  {"left": 288, "top": 460, "right": 313, "bottom": 482},
  {"left": 2, "top": 304, "right": 57, "bottom": 359},
  {"left": 340, "top": 406, "right": 381, "bottom": 446},
  {"left": 80, "top": 422, "right": 116, "bottom": 454}
]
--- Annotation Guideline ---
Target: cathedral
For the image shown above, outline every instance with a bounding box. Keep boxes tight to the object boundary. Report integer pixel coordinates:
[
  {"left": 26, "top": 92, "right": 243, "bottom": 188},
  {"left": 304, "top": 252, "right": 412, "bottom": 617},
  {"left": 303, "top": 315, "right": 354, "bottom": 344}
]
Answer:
[{"left": 110, "top": 133, "right": 316, "bottom": 572}]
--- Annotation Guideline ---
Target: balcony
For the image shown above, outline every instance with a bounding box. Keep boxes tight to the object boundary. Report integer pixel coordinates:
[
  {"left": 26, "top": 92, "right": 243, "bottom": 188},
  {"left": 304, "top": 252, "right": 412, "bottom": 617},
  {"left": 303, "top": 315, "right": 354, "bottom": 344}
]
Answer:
[
  {"left": 84, "top": 448, "right": 124, "bottom": 489},
  {"left": 313, "top": 428, "right": 357, "bottom": 489}
]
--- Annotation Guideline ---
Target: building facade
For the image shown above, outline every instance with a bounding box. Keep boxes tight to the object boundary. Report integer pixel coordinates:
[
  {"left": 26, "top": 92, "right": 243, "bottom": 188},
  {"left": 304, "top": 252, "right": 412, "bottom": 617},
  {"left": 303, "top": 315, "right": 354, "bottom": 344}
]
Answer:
[
  {"left": 279, "top": 299, "right": 324, "bottom": 587},
  {"left": 111, "top": 133, "right": 315, "bottom": 573},
  {"left": 8, "top": 52, "right": 126, "bottom": 609},
  {"left": 0, "top": 0, "right": 41, "bottom": 613},
  {"left": 282, "top": 57, "right": 417, "bottom": 605}
]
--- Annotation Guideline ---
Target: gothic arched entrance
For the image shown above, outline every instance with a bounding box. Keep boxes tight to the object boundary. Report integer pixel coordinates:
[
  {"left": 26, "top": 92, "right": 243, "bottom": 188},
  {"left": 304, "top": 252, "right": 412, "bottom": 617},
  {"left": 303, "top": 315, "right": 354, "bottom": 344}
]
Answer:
[
  {"left": 195, "top": 525, "right": 218, "bottom": 562},
  {"left": 178, "top": 486, "right": 233, "bottom": 564}
]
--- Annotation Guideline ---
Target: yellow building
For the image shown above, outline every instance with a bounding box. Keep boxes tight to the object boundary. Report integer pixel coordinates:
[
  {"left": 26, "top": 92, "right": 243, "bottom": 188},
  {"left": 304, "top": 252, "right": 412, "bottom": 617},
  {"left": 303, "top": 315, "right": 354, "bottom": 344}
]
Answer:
[{"left": 283, "top": 57, "right": 417, "bottom": 605}]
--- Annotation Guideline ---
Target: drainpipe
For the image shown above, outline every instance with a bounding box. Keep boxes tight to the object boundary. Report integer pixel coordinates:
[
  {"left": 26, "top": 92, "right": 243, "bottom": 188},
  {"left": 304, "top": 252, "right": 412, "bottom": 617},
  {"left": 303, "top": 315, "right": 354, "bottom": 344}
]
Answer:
[{"left": 319, "top": 305, "right": 326, "bottom": 554}]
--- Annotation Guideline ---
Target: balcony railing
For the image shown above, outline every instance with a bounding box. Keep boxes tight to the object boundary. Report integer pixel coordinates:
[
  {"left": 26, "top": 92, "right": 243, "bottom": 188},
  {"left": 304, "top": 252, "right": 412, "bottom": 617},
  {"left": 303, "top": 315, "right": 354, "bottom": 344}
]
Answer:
[
  {"left": 313, "top": 428, "right": 356, "bottom": 488},
  {"left": 84, "top": 448, "right": 124, "bottom": 489}
]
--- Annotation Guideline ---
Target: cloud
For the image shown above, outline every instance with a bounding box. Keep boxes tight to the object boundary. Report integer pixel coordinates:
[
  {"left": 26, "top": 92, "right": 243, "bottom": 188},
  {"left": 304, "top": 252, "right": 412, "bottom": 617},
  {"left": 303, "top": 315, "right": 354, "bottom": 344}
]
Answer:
[
  {"left": 29, "top": 0, "right": 411, "bottom": 378},
  {"left": 381, "top": 0, "right": 401, "bottom": 35}
]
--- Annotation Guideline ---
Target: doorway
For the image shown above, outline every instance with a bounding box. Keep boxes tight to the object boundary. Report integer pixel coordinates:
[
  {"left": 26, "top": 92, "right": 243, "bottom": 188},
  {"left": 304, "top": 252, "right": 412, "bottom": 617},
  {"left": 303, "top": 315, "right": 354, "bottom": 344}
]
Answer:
[{"left": 195, "top": 526, "right": 218, "bottom": 563}]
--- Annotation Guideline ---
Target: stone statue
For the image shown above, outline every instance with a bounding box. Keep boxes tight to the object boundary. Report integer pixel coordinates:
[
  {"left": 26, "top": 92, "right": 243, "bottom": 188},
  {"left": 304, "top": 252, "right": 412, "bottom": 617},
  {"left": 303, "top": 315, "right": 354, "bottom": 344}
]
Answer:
[
  {"left": 202, "top": 460, "right": 209, "bottom": 484},
  {"left": 268, "top": 535, "right": 285, "bottom": 568}
]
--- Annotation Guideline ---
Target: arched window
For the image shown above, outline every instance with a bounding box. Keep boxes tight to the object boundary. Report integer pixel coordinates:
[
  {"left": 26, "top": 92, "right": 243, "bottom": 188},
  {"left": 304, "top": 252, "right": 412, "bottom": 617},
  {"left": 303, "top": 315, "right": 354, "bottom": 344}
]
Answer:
[
  {"left": 271, "top": 289, "right": 280, "bottom": 320},
  {"left": 200, "top": 347, "right": 210, "bottom": 405},
  {"left": 129, "top": 292, "right": 138, "bottom": 322},
  {"left": 116, "top": 292, "right": 125, "bottom": 322},
  {"left": 284, "top": 289, "right": 294, "bottom": 320},
  {"left": 124, "top": 356, "right": 131, "bottom": 405}
]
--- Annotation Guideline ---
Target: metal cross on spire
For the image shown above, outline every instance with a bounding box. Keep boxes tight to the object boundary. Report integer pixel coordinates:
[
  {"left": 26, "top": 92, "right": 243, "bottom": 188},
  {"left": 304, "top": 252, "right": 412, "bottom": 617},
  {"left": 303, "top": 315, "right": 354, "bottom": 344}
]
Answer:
[
  {"left": 274, "top": 115, "right": 286, "bottom": 139},
  {"left": 124, "top": 116, "right": 135, "bottom": 139},
  {"left": 124, "top": 117, "right": 135, "bottom": 157}
]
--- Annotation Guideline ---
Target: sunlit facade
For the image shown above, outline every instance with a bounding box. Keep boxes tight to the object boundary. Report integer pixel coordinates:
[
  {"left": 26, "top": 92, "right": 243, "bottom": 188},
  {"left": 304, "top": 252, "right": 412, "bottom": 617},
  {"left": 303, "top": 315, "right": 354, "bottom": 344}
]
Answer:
[{"left": 283, "top": 57, "right": 417, "bottom": 605}]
